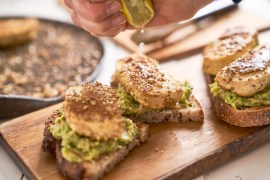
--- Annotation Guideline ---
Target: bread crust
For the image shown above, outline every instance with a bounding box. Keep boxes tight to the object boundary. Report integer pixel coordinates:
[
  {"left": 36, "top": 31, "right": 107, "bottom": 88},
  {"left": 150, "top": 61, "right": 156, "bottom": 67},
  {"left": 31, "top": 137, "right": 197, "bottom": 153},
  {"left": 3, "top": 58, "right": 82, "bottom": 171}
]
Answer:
[
  {"left": 128, "top": 95, "right": 204, "bottom": 123},
  {"left": 42, "top": 110, "right": 149, "bottom": 180},
  {"left": 55, "top": 137, "right": 139, "bottom": 180},
  {"left": 213, "top": 96, "right": 270, "bottom": 127}
]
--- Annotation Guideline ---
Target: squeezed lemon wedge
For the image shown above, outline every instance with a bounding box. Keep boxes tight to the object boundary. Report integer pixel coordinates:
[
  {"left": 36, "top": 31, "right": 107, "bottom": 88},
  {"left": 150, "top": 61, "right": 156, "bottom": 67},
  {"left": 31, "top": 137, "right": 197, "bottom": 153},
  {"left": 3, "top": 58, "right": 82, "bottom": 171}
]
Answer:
[{"left": 120, "top": 0, "right": 155, "bottom": 28}]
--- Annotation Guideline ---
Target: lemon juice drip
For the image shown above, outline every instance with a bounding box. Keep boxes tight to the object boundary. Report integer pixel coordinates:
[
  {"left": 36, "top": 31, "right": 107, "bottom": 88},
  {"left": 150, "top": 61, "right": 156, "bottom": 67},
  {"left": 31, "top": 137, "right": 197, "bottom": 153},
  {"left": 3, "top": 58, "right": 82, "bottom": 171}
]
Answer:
[
  {"left": 139, "top": 42, "right": 145, "bottom": 49},
  {"left": 139, "top": 29, "right": 145, "bottom": 50}
]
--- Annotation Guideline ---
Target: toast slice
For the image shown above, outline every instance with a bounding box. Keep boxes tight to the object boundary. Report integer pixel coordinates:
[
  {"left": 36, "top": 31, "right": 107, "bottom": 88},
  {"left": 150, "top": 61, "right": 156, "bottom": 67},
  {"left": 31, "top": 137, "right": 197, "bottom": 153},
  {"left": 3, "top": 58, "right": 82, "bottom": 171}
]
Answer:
[
  {"left": 42, "top": 110, "right": 149, "bottom": 180},
  {"left": 202, "top": 26, "right": 258, "bottom": 75},
  {"left": 213, "top": 96, "right": 270, "bottom": 127},
  {"left": 205, "top": 75, "right": 270, "bottom": 127},
  {"left": 128, "top": 95, "right": 204, "bottom": 123}
]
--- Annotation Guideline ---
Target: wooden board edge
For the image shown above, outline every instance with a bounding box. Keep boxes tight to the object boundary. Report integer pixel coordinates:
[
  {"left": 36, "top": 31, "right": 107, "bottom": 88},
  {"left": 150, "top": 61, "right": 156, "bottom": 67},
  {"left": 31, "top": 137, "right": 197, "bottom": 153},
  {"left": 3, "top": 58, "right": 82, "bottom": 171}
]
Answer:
[
  {"left": 0, "top": 103, "right": 62, "bottom": 180},
  {"left": 159, "top": 125, "right": 270, "bottom": 180},
  {"left": 0, "top": 133, "right": 36, "bottom": 180},
  {"left": 0, "top": 103, "right": 62, "bottom": 128}
]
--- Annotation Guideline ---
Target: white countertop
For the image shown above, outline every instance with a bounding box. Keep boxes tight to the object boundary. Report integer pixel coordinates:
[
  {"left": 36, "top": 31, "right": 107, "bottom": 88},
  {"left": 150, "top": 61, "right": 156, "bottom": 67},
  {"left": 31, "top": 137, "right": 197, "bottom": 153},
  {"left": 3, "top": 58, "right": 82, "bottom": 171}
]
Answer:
[{"left": 0, "top": 0, "right": 270, "bottom": 179}]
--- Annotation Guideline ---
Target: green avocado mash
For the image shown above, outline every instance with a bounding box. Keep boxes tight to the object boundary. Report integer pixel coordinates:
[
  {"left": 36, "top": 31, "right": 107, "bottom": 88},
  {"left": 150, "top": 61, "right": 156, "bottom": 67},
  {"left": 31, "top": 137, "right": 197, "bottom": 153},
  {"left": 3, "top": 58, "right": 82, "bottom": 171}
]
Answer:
[
  {"left": 210, "top": 82, "right": 270, "bottom": 109},
  {"left": 117, "top": 85, "right": 143, "bottom": 115},
  {"left": 179, "top": 81, "right": 193, "bottom": 108},
  {"left": 50, "top": 113, "right": 138, "bottom": 163},
  {"left": 117, "top": 81, "right": 193, "bottom": 115}
]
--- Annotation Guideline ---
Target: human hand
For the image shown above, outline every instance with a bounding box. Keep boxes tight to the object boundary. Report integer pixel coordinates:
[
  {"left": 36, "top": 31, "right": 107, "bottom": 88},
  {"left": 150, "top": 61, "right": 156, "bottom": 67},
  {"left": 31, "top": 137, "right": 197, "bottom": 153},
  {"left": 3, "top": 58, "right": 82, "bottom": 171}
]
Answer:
[
  {"left": 64, "top": 0, "right": 127, "bottom": 37},
  {"left": 64, "top": 0, "right": 213, "bottom": 37}
]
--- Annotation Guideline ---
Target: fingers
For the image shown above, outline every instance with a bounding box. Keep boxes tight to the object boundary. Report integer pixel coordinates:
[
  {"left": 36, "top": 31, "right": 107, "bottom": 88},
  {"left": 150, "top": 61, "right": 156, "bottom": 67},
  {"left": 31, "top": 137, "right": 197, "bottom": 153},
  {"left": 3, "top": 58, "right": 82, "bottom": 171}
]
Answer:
[
  {"left": 73, "top": 0, "right": 121, "bottom": 22},
  {"left": 126, "top": 24, "right": 136, "bottom": 30},
  {"left": 91, "top": 24, "right": 126, "bottom": 37},
  {"left": 71, "top": 11, "right": 126, "bottom": 37},
  {"left": 65, "top": 0, "right": 126, "bottom": 37}
]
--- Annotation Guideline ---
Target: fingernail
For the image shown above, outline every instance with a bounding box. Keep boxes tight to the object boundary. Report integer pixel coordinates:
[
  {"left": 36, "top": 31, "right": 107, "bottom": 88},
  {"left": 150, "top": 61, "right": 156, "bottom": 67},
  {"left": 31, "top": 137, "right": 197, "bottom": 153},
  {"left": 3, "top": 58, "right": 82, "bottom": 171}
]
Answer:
[
  {"left": 108, "top": 1, "right": 121, "bottom": 14},
  {"left": 112, "top": 15, "right": 126, "bottom": 26}
]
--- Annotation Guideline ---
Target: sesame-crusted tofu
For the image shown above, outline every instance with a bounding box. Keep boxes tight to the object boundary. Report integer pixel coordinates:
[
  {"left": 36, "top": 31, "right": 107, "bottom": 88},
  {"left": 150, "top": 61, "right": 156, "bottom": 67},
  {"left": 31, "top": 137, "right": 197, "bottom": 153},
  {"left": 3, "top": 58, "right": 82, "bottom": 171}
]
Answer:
[
  {"left": 64, "top": 82, "right": 125, "bottom": 140},
  {"left": 202, "top": 27, "right": 258, "bottom": 75},
  {"left": 216, "top": 45, "right": 270, "bottom": 97},
  {"left": 113, "top": 54, "right": 183, "bottom": 109}
]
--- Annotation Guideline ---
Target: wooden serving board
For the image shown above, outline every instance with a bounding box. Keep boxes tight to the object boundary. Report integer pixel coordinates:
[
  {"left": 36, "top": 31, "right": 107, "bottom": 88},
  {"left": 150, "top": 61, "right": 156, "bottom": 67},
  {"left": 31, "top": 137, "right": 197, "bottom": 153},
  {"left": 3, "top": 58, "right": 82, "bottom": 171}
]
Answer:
[{"left": 1, "top": 49, "right": 270, "bottom": 180}]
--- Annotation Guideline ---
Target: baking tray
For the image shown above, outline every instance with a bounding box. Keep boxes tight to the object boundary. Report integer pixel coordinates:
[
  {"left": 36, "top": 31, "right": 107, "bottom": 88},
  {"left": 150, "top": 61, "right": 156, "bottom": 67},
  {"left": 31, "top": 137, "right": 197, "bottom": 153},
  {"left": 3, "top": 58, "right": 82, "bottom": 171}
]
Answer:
[{"left": 0, "top": 17, "right": 104, "bottom": 119}]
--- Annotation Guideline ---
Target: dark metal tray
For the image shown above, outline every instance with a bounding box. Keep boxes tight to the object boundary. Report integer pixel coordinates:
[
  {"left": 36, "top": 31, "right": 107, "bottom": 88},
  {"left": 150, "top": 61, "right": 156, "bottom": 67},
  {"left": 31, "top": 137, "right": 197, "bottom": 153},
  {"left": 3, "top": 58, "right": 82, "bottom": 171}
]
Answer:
[{"left": 0, "top": 17, "right": 104, "bottom": 119}]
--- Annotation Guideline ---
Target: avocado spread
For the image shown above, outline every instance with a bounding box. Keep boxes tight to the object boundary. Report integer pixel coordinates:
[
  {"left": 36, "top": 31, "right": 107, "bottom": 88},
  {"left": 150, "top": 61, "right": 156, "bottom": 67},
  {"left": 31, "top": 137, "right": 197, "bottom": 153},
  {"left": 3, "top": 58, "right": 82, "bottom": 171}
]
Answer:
[
  {"left": 179, "top": 81, "right": 193, "bottom": 108},
  {"left": 117, "top": 81, "right": 193, "bottom": 115},
  {"left": 50, "top": 113, "right": 138, "bottom": 163},
  {"left": 210, "top": 82, "right": 270, "bottom": 109}
]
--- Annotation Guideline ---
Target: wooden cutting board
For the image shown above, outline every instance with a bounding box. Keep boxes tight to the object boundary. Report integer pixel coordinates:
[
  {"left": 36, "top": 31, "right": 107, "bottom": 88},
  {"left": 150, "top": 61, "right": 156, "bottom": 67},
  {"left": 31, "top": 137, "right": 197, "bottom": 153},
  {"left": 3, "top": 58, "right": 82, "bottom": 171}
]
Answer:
[
  {"left": 1, "top": 46, "right": 270, "bottom": 180},
  {"left": 113, "top": 9, "right": 270, "bottom": 61}
]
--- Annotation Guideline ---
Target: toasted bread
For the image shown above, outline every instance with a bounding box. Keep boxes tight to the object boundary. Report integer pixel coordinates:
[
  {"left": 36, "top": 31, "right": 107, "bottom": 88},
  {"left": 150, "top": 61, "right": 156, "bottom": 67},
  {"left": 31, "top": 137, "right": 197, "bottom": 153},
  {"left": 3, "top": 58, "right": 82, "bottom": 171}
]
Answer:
[
  {"left": 42, "top": 110, "right": 149, "bottom": 180},
  {"left": 213, "top": 96, "right": 270, "bottom": 127},
  {"left": 0, "top": 18, "right": 39, "bottom": 48},
  {"left": 129, "top": 95, "right": 204, "bottom": 123},
  {"left": 216, "top": 45, "right": 270, "bottom": 97},
  {"left": 202, "top": 26, "right": 258, "bottom": 75}
]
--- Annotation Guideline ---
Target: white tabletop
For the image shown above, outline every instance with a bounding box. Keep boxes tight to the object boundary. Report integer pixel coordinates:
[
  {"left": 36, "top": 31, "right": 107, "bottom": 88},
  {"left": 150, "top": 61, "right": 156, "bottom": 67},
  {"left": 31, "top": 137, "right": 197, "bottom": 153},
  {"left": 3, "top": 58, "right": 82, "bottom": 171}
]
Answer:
[{"left": 0, "top": 0, "right": 270, "bottom": 179}]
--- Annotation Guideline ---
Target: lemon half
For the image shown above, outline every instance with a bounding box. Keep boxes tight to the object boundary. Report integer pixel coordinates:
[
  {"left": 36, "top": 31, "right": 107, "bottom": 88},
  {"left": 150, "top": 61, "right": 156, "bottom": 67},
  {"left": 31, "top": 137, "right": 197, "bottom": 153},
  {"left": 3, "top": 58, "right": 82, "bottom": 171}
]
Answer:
[{"left": 120, "top": 0, "right": 155, "bottom": 28}]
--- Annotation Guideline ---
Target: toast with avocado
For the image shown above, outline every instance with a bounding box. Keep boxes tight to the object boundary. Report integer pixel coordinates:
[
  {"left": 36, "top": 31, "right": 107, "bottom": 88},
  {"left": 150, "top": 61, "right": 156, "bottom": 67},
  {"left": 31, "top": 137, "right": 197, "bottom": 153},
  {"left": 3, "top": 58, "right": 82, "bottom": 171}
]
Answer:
[
  {"left": 42, "top": 82, "right": 149, "bottom": 180},
  {"left": 202, "top": 26, "right": 258, "bottom": 75},
  {"left": 111, "top": 54, "right": 204, "bottom": 123},
  {"left": 209, "top": 45, "right": 270, "bottom": 127}
]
